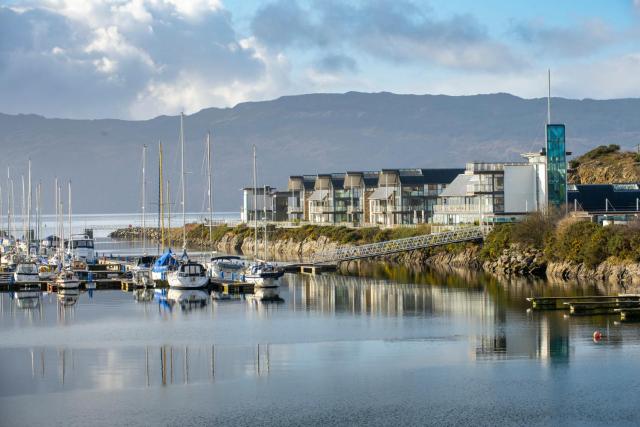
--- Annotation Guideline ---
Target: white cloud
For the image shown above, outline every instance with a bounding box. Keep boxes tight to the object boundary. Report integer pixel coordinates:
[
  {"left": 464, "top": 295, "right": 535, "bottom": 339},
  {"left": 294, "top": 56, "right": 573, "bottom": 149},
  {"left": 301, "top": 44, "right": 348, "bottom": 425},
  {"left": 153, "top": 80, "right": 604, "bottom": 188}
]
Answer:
[{"left": 0, "top": 1, "right": 273, "bottom": 118}]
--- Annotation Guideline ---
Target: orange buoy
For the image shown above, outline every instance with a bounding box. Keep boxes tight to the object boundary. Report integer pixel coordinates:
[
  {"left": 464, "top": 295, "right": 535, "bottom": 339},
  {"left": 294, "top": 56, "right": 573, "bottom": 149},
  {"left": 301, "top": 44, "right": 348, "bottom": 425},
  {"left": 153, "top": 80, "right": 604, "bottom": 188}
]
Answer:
[{"left": 593, "top": 330, "right": 602, "bottom": 342}]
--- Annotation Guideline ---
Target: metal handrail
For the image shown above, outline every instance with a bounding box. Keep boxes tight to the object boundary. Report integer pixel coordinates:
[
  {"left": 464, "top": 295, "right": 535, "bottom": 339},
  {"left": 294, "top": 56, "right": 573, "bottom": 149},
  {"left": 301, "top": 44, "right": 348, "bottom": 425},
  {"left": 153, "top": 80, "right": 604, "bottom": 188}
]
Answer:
[{"left": 312, "top": 226, "right": 485, "bottom": 264}]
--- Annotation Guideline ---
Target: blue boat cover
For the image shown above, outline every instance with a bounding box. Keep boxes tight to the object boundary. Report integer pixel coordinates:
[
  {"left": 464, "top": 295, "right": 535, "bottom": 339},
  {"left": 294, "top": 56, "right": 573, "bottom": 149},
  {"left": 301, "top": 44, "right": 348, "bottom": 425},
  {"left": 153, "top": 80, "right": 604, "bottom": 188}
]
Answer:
[{"left": 152, "top": 249, "right": 177, "bottom": 271}]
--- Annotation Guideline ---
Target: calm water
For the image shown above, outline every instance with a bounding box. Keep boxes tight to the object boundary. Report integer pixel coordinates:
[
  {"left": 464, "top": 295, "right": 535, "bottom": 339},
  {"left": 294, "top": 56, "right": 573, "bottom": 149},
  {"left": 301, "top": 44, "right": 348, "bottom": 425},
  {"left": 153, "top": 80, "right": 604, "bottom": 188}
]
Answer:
[{"left": 2, "top": 266, "right": 640, "bottom": 426}]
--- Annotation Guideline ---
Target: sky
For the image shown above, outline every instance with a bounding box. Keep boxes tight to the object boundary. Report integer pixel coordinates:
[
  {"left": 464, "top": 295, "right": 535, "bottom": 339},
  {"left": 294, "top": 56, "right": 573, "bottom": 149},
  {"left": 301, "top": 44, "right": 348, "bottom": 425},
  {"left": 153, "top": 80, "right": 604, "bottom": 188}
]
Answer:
[{"left": 1, "top": 0, "right": 640, "bottom": 119}]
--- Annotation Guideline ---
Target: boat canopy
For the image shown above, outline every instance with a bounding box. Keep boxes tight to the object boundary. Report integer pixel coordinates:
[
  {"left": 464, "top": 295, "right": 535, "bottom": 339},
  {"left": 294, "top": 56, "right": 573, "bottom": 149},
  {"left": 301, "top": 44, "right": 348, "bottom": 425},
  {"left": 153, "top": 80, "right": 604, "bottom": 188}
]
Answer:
[
  {"left": 179, "top": 262, "right": 205, "bottom": 276},
  {"left": 210, "top": 256, "right": 242, "bottom": 261},
  {"left": 153, "top": 250, "right": 178, "bottom": 269}
]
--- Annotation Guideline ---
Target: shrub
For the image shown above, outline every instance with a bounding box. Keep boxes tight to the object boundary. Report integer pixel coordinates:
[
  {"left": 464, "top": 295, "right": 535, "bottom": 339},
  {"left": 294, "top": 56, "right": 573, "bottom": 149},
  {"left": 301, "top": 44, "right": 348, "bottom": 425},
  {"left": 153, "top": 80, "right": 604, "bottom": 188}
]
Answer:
[{"left": 581, "top": 144, "right": 620, "bottom": 160}]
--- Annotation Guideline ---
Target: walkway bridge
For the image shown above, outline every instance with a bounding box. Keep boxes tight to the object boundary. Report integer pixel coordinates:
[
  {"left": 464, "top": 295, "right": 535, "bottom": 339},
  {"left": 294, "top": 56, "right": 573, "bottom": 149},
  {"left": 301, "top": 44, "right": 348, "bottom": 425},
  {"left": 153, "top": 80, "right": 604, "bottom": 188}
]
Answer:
[{"left": 311, "top": 226, "right": 485, "bottom": 265}]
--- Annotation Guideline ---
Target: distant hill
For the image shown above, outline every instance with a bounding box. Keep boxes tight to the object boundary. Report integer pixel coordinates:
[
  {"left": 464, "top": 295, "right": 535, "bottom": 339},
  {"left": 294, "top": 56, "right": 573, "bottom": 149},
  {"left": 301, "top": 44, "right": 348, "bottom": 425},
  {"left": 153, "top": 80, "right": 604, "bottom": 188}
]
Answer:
[
  {"left": 568, "top": 145, "right": 640, "bottom": 185},
  {"left": 2, "top": 91, "right": 640, "bottom": 214}
]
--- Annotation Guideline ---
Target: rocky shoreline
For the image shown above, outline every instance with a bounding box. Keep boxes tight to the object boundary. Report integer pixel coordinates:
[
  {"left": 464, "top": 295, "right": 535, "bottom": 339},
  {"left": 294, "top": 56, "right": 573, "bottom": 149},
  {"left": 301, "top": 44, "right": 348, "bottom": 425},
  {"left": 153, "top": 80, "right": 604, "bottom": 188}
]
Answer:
[{"left": 110, "top": 226, "right": 640, "bottom": 285}]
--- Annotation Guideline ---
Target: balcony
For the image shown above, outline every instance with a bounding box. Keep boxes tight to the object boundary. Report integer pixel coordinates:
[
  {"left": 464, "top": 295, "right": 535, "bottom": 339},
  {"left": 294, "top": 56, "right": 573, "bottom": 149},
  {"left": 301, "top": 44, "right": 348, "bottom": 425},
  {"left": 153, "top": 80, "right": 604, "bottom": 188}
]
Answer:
[
  {"left": 347, "top": 206, "right": 363, "bottom": 214},
  {"left": 287, "top": 205, "right": 303, "bottom": 214},
  {"left": 433, "top": 204, "right": 494, "bottom": 214},
  {"left": 467, "top": 183, "right": 503, "bottom": 194}
]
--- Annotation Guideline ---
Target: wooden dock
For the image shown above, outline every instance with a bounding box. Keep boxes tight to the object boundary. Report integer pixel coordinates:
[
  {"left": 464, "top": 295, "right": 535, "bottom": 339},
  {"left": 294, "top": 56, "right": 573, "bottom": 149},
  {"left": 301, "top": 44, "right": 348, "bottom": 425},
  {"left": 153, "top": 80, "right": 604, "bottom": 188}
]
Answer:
[
  {"left": 617, "top": 308, "right": 640, "bottom": 321},
  {"left": 526, "top": 295, "right": 640, "bottom": 310},
  {"left": 210, "top": 279, "right": 254, "bottom": 294}
]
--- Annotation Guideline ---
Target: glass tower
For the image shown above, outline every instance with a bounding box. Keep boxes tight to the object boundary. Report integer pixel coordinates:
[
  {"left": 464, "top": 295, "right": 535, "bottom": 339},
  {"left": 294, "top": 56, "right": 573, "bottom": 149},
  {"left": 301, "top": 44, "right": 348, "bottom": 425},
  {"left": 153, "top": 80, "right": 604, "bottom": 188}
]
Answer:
[{"left": 546, "top": 124, "right": 566, "bottom": 209}]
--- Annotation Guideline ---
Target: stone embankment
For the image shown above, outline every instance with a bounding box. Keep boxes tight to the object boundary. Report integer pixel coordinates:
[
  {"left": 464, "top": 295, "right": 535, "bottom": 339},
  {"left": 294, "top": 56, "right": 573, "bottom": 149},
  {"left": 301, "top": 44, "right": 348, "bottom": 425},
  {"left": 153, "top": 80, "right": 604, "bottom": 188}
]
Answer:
[
  {"left": 110, "top": 227, "right": 640, "bottom": 285},
  {"left": 546, "top": 260, "right": 640, "bottom": 286}
]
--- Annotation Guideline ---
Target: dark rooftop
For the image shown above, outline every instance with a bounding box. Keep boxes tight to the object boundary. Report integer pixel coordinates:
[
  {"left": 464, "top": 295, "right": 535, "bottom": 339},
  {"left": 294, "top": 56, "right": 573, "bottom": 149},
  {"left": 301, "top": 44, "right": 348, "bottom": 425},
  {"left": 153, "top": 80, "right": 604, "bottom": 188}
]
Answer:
[{"left": 569, "top": 184, "right": 640, "bottom": 212}]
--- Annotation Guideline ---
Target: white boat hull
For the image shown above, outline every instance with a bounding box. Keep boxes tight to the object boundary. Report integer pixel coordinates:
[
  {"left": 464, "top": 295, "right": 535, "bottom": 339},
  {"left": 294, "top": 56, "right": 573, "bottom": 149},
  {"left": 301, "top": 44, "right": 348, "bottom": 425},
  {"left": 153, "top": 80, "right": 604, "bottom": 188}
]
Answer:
[
  {"left": 56, "top": 280, "right": 80, "bottom": 289},
  {"left": 245, "top": 275, "right": 278, "bottom": 288},
  {"left": 167, "top": 273, "right": 209, "bottom": 289},
  {"left": 13, "top": 273, "right": 41, "bottom": 284}
]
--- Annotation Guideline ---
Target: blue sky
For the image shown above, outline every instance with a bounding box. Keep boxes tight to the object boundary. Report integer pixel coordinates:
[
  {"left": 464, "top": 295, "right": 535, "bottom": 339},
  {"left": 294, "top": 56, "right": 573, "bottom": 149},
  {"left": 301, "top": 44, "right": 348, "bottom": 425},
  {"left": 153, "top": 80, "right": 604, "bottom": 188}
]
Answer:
[{"left": 1, "top": 0, "right": 640, "bottom": 119}]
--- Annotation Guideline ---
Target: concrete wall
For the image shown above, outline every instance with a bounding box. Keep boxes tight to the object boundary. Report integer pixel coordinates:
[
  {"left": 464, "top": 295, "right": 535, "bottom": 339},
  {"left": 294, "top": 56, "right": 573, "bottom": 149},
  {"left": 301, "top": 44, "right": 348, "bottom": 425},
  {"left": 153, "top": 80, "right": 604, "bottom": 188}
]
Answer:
[{"left": 504, "top": 165, "right": 536, "bottom": 213}]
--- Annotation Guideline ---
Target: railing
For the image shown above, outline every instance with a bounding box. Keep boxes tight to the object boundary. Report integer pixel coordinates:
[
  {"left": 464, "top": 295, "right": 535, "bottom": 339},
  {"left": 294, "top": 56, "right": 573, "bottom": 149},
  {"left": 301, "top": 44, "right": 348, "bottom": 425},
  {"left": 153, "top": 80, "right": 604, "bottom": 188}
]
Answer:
[
  {"left": 433, "top": 205, "right": 494, "bottom": 214},
  {"left": 312, "top": 226, "right": 485, "bottom": 264},
  {"left": 287, "top": 206, "right": 303, "bottom": 213},
  {"left": 467, "top": 183, "right": 502, "bottom": 193}
]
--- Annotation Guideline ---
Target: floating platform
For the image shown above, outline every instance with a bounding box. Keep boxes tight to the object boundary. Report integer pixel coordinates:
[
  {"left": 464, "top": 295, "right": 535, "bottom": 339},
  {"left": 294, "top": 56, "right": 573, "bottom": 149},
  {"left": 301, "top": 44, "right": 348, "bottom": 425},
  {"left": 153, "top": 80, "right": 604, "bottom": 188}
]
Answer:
[
  {"left": 298, "top": 264, "right": 336, "bottom": 275},
  {"left": 567, "top": 300, "right": 640, "bottom": 315},
  {"left": 613, "top": 307, "right": 640, "bottom": 321},
  {"left": 527, "top": 295, "right": 640, "bottom": 310},
  {"left": 210, "top": 280, "right": 254, "bottom": 294}
]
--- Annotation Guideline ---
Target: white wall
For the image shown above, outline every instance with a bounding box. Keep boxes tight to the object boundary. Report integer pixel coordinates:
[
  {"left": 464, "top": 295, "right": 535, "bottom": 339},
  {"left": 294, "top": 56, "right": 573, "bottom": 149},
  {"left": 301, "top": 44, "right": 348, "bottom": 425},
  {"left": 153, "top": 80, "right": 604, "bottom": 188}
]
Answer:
[{"left": 504, "top": 165, "right": 536, "bottom": 213}]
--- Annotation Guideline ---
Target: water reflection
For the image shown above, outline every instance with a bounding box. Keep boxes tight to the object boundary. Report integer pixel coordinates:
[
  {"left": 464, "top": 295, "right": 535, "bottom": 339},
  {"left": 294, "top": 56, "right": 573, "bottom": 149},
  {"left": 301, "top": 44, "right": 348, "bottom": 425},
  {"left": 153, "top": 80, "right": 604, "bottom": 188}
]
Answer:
[
  {"left": 5, "top": 265, "right": 640, "bottom": 401},
  {"left": 0, "top": 344, "right": 276, "bottom": 396},
  {"left": 57, "top": 288, "right": 80, "bottom": 307},
  {"left": 166, "top": 289, "right": 209, "bottom": 311},
  {"left": 13, "top": 289, "right": 41, "bottom": 310},
  {"left": 133, "top": 288, "right": 155, "bottom": 303}
]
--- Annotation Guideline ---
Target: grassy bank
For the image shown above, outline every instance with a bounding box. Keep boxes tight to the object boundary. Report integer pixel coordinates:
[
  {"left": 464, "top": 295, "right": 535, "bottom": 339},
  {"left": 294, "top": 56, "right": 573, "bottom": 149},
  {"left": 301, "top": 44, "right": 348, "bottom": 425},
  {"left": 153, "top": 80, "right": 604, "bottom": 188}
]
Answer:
[
  {"left": 113, "top": 223, "right": 433, "bottom": 246},
  {"left": 187, "top": 223, "right": 433, "bottom": 245},
  {"left": 480, "top": 212, "right": 640, "bottom": 267}
]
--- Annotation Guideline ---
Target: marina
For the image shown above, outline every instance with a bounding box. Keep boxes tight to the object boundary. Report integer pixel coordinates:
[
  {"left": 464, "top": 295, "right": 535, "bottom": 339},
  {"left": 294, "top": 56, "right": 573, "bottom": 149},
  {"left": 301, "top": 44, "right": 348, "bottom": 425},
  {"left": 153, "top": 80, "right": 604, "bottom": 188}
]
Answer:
[{"left": 3, "top": 263, "right": 640, "bottom": 426}]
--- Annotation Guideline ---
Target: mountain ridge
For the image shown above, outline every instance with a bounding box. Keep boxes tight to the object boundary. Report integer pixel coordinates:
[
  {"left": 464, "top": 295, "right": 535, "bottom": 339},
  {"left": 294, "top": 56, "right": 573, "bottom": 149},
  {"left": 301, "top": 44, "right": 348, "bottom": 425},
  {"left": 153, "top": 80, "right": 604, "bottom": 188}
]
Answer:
[{"left": 2, "top": 91, "right": 640, "bottom": 213}]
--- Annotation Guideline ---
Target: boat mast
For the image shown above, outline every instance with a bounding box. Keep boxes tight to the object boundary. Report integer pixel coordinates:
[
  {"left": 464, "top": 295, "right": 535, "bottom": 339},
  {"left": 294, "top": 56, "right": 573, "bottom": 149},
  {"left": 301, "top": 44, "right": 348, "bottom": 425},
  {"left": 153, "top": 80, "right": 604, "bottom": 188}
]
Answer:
[
  {"left": 4, "top": 168, "right": 8, "bottom": 239},
  {"left": 180, "top": 112, "right": 186, "bottom": 251},
  {"left": 206, "top": 131, "right": 213, "bottom": 252},
  {"left": 21, "top": 175, "right": 25, "bottom": 242},
  {"left": 158, "top": 141, "right": 164, "bottom": 253},
  {"left": 9, "top": 179, "right": 13, "bottom": 241},
  {"left": 141, "top": 144, "right": 147, "bottom": 255},
  {"left": 54, "top": 177, "right": 58, "bottom": 244},
  {"left": 167, "top": 180, "right": 171, "bottom": 248},
  {"left": 263, "top": 185, "right": 267, "bottom": 261},
  {"left": 27, "top": 159, "right": 31, "bottom": 247},
  {"left": 58, "top": 183, "right": 63, "bottom": 257},
  {"left": 36, "top": 182, "right": 41, "bottom": 243},
  {"left": 252, "top": 145, "right": 258, "bottom": 260},
  {"left": 68, "top": 180, "right": 72, "bottom": 256}
]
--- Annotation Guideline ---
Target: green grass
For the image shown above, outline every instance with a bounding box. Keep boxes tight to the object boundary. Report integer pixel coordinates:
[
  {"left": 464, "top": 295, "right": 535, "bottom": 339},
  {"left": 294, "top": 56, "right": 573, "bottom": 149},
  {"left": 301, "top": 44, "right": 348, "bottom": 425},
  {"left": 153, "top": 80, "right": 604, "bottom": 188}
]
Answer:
[{"left": 186, "top": 223, "right": 432, "bottom": 245}]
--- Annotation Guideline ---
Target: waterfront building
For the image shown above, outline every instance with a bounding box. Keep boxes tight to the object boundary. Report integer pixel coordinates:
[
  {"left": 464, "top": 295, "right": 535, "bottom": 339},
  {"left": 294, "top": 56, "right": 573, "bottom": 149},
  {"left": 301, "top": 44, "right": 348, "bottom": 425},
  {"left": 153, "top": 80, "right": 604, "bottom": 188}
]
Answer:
[
  {"left": 568, "top": 183, "right": 640, "bottom": 224},
  {"left": 285, "top": 168, "right": 462, "bottom": 226},
  {"left": 287, "top": 175, "right": 316, "bottom": 222},
  {"left": 432, "top": 123, "right": 568, "bottom": 229},
  {"left": 432, "top": 152, "right": 549, "bottom": 228},
  {"left": 240, "top": 186, "right": 288, "bottom": 222},
  {"left": 368, "top": 169, "right": 462, "bottom": 226}
]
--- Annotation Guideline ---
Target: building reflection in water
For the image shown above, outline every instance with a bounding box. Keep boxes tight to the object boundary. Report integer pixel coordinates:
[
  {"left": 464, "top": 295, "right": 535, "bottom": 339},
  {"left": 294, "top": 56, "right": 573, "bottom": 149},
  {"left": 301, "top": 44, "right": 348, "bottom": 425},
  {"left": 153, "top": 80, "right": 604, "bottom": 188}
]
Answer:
[
  {"left": 290, "top": 272, "right": 496, "bottom": 319},
  {"left": 10, "top": 343, "right": 274, "bottom": 393},
  {"left": 288, "top": 270, "right": 579, "bottom": 362}
]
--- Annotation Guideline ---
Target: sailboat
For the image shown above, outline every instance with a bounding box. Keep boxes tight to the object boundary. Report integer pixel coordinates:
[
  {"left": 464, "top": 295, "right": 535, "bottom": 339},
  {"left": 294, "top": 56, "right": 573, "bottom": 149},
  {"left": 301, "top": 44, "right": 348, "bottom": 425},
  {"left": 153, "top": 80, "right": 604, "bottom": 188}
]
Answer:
[
  {"left": 151, "top": 141, "right": 176, "bottom": 284},
  {"left": 167, "top": 113, "right": 208, "bottom": 289},
  {"left": 244, "top": 145, "right": 284, "bottom": 288},
  {"left": 131, "top": 144, "right": 156, "bottom": 287},
  {"left": 54, "top": 181, "right": 80, "bottom": 289}
]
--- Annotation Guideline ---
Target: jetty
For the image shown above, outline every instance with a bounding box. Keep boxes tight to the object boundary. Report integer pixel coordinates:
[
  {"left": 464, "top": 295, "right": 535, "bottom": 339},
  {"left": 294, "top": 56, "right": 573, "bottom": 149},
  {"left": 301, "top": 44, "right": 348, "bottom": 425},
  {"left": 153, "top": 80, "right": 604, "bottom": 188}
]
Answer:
[{"left": 527, "top": 295, "right": 640, "bottom": 321}]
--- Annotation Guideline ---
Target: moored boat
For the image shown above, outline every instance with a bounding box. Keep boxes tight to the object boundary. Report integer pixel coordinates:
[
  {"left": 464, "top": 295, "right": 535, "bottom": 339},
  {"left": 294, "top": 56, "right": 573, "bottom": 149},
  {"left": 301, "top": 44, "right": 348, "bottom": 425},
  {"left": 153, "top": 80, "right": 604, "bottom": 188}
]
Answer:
[
  {"left": 55, "top": 269, "right": 80, "bottom": 289},
  {"left": 167, "top": 261, "right": 209, "bottom": 289},
  {"left": 66, "top": 234, "right": 97, "bottom": 264},
  {"left": 151, "top": 250, "right": 178, "bottom": 282},
  {"left": 244, "top": 262, "right": 284, "bottom": 288},
  {"left": 207, "top": 255, "right": 246, "bottom": 281},
  {"left": 13, "top": 262, "right": 40, "bottom": 284}
]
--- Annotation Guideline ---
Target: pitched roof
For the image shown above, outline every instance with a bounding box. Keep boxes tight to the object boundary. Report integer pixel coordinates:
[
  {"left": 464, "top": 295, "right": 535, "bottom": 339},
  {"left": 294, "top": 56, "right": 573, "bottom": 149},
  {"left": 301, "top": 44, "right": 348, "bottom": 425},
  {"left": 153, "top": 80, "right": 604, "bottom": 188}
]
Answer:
[{"left": 439, "top": 174, "right": 472, "bottom": 197}]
